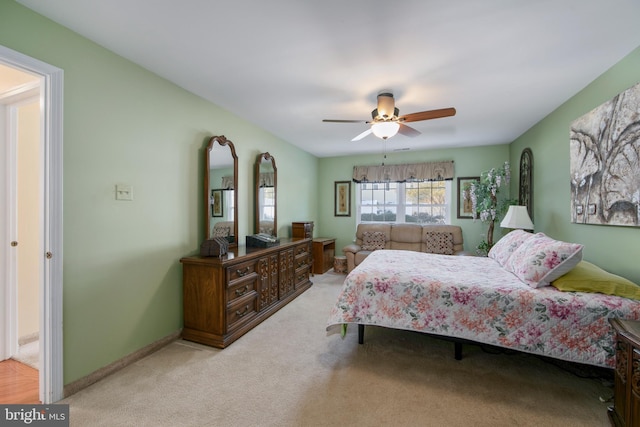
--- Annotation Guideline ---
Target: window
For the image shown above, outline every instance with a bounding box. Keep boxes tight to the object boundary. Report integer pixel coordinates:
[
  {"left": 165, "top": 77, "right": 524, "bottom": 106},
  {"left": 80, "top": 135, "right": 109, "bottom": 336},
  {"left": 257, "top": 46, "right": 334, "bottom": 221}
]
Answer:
[
  {"left": 356, "top": 180, "right": 451, "bottom": 224},
  {"left": 225, "top": 189, "right": 235, "bottom": 220},
  {"left": 258, "top": 186, "right": 275, "bottom": 221}
]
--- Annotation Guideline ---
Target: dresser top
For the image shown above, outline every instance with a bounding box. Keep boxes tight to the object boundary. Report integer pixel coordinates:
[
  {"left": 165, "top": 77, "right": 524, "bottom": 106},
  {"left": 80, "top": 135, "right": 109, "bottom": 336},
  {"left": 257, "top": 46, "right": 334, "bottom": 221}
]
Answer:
[
  {"left": 610, "top": 318, "right": 640, "bottom": 343},
  {"left": 181, "top": 237, "right": 309, "bottom": 266}
]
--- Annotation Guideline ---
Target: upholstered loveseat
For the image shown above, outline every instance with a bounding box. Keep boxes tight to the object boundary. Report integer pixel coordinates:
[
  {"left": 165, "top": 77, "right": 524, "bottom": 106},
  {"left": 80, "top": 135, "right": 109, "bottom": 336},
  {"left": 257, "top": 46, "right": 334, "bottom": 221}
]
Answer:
[{"left": 342, "top": 223, "right": 467, "bottom": 273}]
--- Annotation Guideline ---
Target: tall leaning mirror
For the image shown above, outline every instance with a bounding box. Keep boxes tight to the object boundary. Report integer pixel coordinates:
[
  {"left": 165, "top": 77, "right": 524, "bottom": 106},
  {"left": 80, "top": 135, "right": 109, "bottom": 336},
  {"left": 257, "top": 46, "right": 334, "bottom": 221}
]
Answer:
[
  {"left": 206, "top": 135, "right": 238, "bottom": 248},
  {"left": 255, "top": 152, "right": 277, "bottom": 237}
]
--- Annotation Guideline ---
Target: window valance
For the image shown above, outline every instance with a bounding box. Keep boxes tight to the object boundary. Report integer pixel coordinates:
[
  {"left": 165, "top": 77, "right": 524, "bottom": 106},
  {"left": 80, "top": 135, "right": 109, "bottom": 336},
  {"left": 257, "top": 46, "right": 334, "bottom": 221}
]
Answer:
[
  {"left": 352, "top": 161, "right": 454, "bottom": 183},
  {"left": 221, "top": 176, "right": 235, "bottom": 190},
  {"left": 258, "top": 172, "right": 274, "bottom": 188}
]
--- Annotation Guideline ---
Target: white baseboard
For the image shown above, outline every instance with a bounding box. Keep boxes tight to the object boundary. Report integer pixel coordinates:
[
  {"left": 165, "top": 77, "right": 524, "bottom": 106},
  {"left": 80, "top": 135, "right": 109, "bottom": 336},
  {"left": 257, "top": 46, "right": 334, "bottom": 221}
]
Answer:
[{"left": 19, "top": 332, "right": 39, "bottom": 346}]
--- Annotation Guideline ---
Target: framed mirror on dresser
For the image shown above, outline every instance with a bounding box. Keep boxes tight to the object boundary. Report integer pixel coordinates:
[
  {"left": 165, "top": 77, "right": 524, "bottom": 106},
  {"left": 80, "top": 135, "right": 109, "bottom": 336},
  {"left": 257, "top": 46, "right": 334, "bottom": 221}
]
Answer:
[
  {"left": 205, "top": 135, "right": 238, "bottom": 247},
  {"left": 255, "top": 152, "right": 277, "bottom": 236}
]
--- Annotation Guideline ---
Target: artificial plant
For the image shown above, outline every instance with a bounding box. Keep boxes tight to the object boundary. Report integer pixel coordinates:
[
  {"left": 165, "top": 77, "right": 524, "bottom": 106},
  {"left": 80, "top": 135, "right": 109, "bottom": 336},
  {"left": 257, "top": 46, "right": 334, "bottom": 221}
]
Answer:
[{"left": 469, "top": 162, "right": 516, "bottom": 255}]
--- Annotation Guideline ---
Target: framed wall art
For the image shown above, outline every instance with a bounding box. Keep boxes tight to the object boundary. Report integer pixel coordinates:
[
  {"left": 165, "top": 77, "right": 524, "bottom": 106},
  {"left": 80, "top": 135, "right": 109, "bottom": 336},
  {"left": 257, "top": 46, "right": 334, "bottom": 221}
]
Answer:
[
  {"left": 334, "top": 181, "right": 351, "bottom": 217},
  {"left": 457, "top": 177, "right": 479, "bottom": 219},
  {"left": 570, "top": 81, "right": 640, "bottom": 226},
  {"left": 211, "top": 189, "right": 223, "bottom": 217},
  {"left": 519, "top": 148, "right": 533, "bottom": 221}
]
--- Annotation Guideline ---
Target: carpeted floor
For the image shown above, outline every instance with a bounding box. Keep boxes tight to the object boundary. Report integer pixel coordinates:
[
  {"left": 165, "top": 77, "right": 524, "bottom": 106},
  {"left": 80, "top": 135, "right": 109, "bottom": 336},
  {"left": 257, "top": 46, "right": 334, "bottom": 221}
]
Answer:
[
  {"left": 13, "top": 339, "right": 39, "bottom": 370},
  {"left": 61, "top": 271, "right": 613, "bottom": 426}
]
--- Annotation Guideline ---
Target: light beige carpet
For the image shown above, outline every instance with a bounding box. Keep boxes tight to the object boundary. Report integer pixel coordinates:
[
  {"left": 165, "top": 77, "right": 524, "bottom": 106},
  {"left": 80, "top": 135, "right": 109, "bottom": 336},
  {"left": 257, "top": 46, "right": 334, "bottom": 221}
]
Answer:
[
  {"left": 62, "top": 271, "right": 613, "bottom": 426},
  {"left": 13, "top": 339, "right": 39, "bottom": 370}
]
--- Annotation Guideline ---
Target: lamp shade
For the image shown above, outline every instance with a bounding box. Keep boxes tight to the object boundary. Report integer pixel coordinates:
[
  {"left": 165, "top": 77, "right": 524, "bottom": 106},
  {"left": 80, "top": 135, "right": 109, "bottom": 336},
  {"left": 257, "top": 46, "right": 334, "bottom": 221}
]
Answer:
[
  {"left": 500, "top": 205, "right": 534, "bottom": 230},
  {"left": 371, "top": 121, "right": 400, "bottom": 139}
]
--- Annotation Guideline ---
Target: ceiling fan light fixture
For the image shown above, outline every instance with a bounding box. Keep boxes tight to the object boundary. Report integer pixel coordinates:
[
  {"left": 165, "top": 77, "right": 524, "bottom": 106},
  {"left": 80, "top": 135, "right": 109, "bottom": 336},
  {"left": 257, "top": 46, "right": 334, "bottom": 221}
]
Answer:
[
  {"left": 376, "top": 92, "right": 396, "bottom": 119},
  {"left": 371, "top": 121, "right": 400, "bottom": 140},
  {"left": 323, "top": 90, "right": 455, "bottom": 141}
]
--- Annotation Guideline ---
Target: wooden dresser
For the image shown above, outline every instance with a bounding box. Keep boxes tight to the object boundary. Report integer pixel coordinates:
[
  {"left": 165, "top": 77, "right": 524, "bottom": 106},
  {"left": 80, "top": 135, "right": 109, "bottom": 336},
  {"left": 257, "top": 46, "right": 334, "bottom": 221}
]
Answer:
[
  {"left": 181, "top": 238, "right": 312, "bottom": 348},
  {"left": 609, "top": 318, "right": 640, "bottom": 427}
]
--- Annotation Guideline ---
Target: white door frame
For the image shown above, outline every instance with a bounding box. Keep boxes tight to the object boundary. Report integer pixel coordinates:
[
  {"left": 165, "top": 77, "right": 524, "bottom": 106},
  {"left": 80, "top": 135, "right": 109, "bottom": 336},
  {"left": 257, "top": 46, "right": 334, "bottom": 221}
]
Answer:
[{"left": 0, "top": 44, "right": 63, "bottom": 404}]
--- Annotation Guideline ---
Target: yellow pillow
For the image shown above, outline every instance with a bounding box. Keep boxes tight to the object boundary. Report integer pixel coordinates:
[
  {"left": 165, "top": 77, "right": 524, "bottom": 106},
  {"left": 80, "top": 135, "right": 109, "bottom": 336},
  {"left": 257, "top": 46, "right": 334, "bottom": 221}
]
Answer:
[{"left": 552, "top": 261, "right": 640, "bottom": 300}]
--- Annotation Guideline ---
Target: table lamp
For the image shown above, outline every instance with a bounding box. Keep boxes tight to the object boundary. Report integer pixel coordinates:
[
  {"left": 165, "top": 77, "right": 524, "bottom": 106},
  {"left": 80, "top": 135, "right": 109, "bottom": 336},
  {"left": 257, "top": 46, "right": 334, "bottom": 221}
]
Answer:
[{"left": 500, "top": 205, "right": 534, "bottom": 231}]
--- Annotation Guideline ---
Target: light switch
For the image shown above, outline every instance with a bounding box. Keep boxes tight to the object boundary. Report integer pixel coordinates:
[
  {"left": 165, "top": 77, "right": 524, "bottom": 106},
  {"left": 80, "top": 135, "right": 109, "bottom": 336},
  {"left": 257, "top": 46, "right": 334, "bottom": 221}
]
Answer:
[{"left": 116, "top": 184, "right": 133, "bottom": 201}]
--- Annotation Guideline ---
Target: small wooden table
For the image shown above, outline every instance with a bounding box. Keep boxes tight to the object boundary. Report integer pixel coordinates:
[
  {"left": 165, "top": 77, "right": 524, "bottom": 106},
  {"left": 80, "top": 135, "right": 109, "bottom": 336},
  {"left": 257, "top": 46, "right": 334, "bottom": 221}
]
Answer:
[{"left": 312, "top": 238, "right": 335, "bottom": 274}]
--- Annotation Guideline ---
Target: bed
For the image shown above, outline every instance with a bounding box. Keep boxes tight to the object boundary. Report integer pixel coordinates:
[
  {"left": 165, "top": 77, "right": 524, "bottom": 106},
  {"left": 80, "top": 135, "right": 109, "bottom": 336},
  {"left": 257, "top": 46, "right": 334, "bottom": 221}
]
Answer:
[{"left": 326, "top": 247, "right": 640, "bottom": 368}]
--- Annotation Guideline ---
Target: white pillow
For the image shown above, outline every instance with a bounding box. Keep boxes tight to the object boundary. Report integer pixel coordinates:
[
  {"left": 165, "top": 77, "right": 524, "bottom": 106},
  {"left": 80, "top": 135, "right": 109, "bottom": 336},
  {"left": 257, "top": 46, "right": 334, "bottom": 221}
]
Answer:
[
  {"left": 505, "top": 233, "right": 583, "bottom": 288},
  {"left": 488, "top": 229, "right": 534, "bottom": 266}
]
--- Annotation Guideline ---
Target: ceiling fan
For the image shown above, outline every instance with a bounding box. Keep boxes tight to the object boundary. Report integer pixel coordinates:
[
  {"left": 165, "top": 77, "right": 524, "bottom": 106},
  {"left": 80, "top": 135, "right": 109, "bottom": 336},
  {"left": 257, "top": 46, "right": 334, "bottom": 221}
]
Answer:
[{"left": 323, "top": 91, "right": 456, "bottom": 141}]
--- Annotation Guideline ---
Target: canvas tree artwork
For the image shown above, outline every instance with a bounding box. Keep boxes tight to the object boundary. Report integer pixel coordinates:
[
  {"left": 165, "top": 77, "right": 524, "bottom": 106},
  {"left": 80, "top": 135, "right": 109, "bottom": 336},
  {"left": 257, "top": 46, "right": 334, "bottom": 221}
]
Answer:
[{"left": 570, "top": 81, "right": 640, "bottom": 226}]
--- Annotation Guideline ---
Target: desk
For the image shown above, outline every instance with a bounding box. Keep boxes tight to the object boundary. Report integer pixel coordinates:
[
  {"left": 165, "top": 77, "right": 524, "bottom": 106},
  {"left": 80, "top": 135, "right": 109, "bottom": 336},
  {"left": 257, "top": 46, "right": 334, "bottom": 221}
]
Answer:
[{"left": 312, "top": 238, "right": 335, "bottom": 274}]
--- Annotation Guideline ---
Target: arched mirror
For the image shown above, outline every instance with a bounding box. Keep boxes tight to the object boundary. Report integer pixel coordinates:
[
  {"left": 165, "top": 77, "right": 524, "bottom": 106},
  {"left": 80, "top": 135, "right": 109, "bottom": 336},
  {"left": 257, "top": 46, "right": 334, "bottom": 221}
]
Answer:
[
  {"left": 206, "top": 135, "right": 238, "bottom": 248},
  {"left": 254, "top": 152, "right": 277, "bottom": 237}
]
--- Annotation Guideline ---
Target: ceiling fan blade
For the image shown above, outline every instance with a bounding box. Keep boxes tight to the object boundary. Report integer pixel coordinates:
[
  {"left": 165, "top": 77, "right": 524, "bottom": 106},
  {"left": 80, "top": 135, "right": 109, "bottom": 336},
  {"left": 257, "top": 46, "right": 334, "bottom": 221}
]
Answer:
[
  {"left": 351, "top": 128, "right": 372, "bottom": 141},
  {"left": 399, "top": 107, "right": 456, "bottom": 123},
  {"left": 322, "top": 119, "right": 367, "bottom": 123},
  {"left": 398, "top": 123, "right": 421, "bottom": 138}
]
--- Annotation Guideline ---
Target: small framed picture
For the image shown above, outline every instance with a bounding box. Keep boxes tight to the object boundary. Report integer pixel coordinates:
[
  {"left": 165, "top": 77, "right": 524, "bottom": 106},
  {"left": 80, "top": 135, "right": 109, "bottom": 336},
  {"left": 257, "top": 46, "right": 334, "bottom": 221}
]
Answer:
[
  {"left": 588, "top": 204, "right": 596, "bottom": 215},
  {"left": 457, "top": 177, "right": 479, "bottom": 219},
  {"left": 334, "top": 181, "right": 351, "bottom": 217},
  {"left": 211, "top": 189, "right": 223, "bottom": 217}
]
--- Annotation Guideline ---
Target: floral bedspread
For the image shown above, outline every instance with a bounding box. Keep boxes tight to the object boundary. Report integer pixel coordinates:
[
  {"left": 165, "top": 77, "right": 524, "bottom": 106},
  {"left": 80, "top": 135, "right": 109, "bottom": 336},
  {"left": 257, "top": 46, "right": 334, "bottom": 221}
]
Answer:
[{"left": 326, "top": 250, "right": 640, "bottom": 368}]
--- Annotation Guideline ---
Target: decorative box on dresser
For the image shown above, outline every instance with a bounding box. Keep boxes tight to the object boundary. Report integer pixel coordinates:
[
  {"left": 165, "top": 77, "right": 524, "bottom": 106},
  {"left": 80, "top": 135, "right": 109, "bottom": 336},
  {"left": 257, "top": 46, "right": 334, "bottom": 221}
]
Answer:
[
  {"left": 292, "top": 221, "right": 314, "bottom": 239},
  {"left": 609, "top": 318, "right": 640, "bottom": 427},
  {"left": 181, "top": 238, "right": 312, "bottom": 348}
]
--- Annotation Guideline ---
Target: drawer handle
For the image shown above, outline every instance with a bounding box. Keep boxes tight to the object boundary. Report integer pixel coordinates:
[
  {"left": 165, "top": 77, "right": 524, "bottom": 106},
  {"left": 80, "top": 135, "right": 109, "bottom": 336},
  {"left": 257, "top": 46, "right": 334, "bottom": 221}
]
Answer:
[
  {"left": 235, "top": 285, "right": 249, "bottom": 296},
  {"left": 236, "top": 267, "right": 251, "bottom": 277},
  {"left": 235, "top": 305, "right": 250, "bottom": 317}
]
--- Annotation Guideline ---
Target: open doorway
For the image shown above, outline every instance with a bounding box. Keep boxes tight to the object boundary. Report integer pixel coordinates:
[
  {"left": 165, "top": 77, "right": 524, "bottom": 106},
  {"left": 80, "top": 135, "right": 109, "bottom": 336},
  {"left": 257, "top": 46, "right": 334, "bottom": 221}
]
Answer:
[
  {"left": 0, "top": 74, "right": 40, "bottom": 403},
  {"left": 0, "top": 45, "right": 63, "bottom": 404}
]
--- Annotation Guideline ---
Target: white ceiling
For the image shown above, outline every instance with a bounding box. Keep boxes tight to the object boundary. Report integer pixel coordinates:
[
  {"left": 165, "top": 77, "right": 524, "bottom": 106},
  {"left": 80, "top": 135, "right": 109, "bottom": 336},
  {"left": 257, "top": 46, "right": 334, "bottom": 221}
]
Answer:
[{"left": 15, "top": 0, "right": 640, "bottom": 158}]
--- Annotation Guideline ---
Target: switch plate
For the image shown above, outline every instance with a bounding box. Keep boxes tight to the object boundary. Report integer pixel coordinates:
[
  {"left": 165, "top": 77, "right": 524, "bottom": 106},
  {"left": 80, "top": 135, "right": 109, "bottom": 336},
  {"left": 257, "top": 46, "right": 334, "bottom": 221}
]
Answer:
[{"left": 116, "top": 184, "right": 133, "bottom": 201}]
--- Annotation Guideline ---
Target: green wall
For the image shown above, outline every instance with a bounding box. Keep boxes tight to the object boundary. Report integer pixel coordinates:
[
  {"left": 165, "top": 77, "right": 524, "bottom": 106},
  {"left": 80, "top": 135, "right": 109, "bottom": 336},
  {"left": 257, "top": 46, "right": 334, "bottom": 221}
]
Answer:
[
  {"left": 317, "top": 144, "right": 512, "bottom": 253},
  {"left": 0, "top": 1, "right": 318, "bottom": 384},
  {"left": 509, "top": 45, "right": 640, "bottom": 284}
]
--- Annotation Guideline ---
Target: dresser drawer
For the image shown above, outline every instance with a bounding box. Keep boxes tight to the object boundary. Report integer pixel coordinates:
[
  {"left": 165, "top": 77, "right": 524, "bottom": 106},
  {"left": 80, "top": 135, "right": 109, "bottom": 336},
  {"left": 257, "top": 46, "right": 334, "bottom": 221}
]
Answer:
[
  {"left": 227, "top": 277, "right": 257, "bottom": 304},
  {"left": 227, "top": 294, "right": 258, "bottom": 328},
  {"left": 295, "top": 267, "right": 310, "bottom": 289},
  {"left": 227, "top": 259, "right": 258, "bottom": 283},
  {"left": 294, "top": 243, "right": 309, "bottom": 257},
  {"left": 294, "top": 255, "right": 308, "bottom": 271}
]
